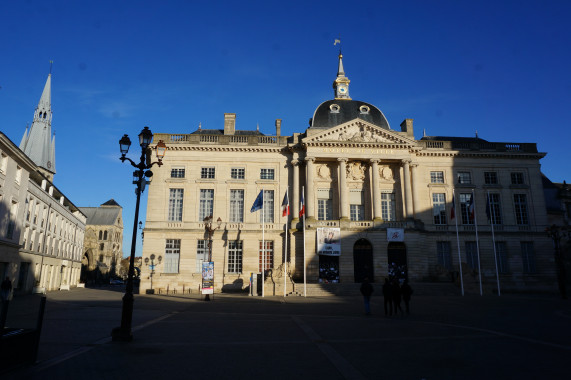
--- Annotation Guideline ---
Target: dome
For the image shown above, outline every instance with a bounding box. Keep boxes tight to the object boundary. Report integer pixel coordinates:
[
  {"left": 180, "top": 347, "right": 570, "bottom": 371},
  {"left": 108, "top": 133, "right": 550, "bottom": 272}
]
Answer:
[{"left": 310, "top": 99, "right": 391, "bottom": 130}]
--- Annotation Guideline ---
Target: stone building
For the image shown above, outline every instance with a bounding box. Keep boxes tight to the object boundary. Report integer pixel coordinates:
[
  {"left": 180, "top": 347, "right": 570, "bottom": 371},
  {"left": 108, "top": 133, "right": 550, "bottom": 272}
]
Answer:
[
  {"left": 79, "top": 199, "right": 124, "bottom": 282},
  {"left": 140, "top": 53, "right": 555, "bottom": 295},
  {"left": 0, "top": 73, "right": 86, "bottom": 293}
]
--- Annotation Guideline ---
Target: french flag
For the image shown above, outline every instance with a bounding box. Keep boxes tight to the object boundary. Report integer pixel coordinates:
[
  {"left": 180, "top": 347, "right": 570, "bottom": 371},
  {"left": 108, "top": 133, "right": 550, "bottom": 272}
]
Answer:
[
  {"left": 282, "top": 190, "right": 290, "bottom": 217},
  {"left": 450, "top": 194, "right": 456, "bottom": 220},
  {"left": 299, "top": 191, "right": 305, "bottom": 218},
  {"left": 468, "top": 194, "right": 475, "bottom": 221}
]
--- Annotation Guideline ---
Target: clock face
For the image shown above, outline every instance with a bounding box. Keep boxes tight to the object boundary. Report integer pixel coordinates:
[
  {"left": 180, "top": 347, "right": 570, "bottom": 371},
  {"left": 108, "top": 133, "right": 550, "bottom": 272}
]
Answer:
[{"left": 339, "top": 86, "right": 347, "bottom": 94}]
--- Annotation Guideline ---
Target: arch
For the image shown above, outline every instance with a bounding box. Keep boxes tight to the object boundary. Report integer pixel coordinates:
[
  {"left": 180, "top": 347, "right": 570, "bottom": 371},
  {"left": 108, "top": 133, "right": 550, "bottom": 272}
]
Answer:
[
  {"left": 387, "top": 242, "right": 408, "bottom": 282},
  {"left": 353, "top": 238, "right": 373, "bottom": 283}
]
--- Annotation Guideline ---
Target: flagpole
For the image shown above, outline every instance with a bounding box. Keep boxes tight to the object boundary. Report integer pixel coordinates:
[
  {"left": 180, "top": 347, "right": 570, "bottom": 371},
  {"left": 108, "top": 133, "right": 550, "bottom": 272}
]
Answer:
[
  {"left": 262, "top": 191, "right": 265, "bottom": 298},
  {"left": 302, "top": 186, "right": 306, "bottom": 298},
  {"left": 488, "top": 191, "right": 501, "bottom": 296},
  {"left": 284, "top": 188, "right": 289, "bottom": 297},
  {"left": 453, "top": 189, "right": 464, "bottom": 296},
  {"left": 473, "top": 189, "right": 483, "bottom": 296}
]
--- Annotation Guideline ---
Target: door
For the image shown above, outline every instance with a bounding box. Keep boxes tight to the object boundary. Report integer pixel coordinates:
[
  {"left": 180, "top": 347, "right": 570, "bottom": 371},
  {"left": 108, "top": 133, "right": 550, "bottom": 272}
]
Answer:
[
  {"left": 387, "top": 242, "right": 407, "bottom": 282},
  {"left": 353, "top": 239, "right": 373, "bottom": 283}
]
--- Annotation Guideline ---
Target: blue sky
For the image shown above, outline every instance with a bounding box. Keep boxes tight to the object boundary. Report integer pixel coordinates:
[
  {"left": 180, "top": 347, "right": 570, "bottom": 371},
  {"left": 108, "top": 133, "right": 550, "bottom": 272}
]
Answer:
[{"left": 1, "top": 0, "right": 570, "bottom": 258}]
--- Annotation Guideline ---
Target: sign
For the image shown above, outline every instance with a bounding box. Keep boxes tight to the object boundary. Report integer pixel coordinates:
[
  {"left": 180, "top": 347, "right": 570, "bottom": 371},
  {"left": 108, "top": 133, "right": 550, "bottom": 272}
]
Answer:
[
  {"left": 317, "top": 227, "right": 341, "bottom": 256},
  {"left": 201, "top": 262, "right": 214, "bottom": 294},
  {"left": 387, "top": 228, "right": 404, "bottom": 242}
]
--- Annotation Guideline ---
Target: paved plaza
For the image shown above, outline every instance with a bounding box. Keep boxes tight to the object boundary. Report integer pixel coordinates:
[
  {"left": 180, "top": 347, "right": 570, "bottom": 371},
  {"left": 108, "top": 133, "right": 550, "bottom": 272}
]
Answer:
[{"left": 2, "top": 287, "right": 571, "bottom": 379}]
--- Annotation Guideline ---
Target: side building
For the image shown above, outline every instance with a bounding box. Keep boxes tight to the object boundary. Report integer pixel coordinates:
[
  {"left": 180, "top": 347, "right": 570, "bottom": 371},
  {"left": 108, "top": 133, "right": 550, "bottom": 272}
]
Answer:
[{"left": 140, "top": 53, "right": 554, "bottom": 295}]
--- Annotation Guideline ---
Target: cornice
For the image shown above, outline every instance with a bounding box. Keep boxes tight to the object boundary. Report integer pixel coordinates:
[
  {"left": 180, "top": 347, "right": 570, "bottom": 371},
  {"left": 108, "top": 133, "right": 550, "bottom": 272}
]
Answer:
[
  {"left": 414, "top": 151, "right": 546, "bottom": 159},
  {"left": 166, "top": 145, "right": 287, "bottom": 154}
]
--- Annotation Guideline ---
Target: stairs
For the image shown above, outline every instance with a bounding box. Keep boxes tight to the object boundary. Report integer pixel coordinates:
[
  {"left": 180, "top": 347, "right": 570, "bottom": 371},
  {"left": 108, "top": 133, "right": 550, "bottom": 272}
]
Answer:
[{"left": 284, "top": 281, "right": 462, "bottom": 297}]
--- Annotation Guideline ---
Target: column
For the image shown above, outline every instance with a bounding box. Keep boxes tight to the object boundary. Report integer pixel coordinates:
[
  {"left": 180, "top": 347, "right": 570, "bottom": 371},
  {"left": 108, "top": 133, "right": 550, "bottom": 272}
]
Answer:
[
  {"left": 411, "top": 163, "right": 420, "bottom": 219},
  {"left": 403, "top": 160, "right": 413, "bottom": 218},
  {"left": 305, "top": 157, "right": 315, "bottom": 219},
  {"left": 338, "top": 158, "right": 349, "bottom": 220},
  {"left": 292, "top": 159, "right": 300, "bottom": 219},
  {"left": 370, "top": 159, "right": 382, "bottom": 221}
]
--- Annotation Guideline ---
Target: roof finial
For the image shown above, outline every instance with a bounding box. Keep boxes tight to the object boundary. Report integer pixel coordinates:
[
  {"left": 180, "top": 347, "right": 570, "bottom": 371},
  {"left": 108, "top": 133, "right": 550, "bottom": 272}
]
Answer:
[
  {"left": 475, "top": 130, "right": 479, "bottom": 138},
  {"left": 49, "top": 60, "right": 53, "bottom": 74},
  {"left": 423, "top": 128, "right": 427, "bottom": 137},
  {"left": 256, "top": 123, "right": 259, "bottom": 132},
  {"left": 198, "top": 122, "right": 202, "bottom": 130}
]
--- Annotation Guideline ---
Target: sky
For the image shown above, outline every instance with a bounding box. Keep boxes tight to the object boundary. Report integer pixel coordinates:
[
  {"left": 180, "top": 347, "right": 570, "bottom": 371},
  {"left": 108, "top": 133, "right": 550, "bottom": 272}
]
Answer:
[{"left": 1, "top": 0, "right": 570, "bottom": 258}]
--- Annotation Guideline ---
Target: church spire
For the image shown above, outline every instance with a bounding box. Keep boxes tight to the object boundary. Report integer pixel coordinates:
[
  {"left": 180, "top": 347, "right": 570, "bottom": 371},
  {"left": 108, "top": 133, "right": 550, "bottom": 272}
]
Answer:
[
  {"left": 333, "top": 51, "right": 351, "bottom": 100},
  {"left": 20, "top": 72, "right": 56, "bottom": 180}
]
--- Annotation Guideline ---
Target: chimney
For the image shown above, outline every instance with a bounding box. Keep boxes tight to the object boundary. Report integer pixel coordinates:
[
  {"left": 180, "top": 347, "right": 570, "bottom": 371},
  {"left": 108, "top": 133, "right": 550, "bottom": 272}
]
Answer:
[
  {"left": 275, "top": 119, "right": 282, "bottom": 136},
  {"left": 224, "top": 113, "right": 236, "bottom": 135},
  {"left": 400, "top": 119, "right": 414, "bottom": 138}
]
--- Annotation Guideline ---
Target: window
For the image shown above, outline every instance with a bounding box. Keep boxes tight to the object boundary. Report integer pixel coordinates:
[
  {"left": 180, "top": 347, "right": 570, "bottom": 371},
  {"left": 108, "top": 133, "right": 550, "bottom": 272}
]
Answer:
[
  {"left": 260, "top": 169, "right": 274, "bottom": 180},
  {"left": 457, "top": 172, "right": 471, "bottom": 184},
  {"left": 103, "top": 230, "right": 108, "bottom": 240},
  {"left": 171, "top": 167, "right": 185, "bottom": 178},
  {"left": 6, "top": 201, "right": 18, "bottom": 239},
  {"left": 261, "top": 190, "right": 274, "bottom": 223},
  {"left": 168, "top": 189, "right": 184, "bottom": 222},
  {"left": 259, "top": 241, "right": 274, "bottom": 272},
  {"left": 521, "top": 242, "right": 536, "bottom": 274},
  {"left": 99, "top": 243, "right": 104, "bottom": 250},
  {"left": 227, "top": 240, "right": 243, "bottom": 273},
  {"left": 511, "top": 172, "right": 524, "bottom": 185},
  {"left": 350, "top": 190, "right": 364, "bottom": 221},
  {"left": 513, "top": 194, "right": 529, "bottom": 225},
  {"left": 484, "top": 171, "right": 498, "bottom": 185},
  {"left": 459, "top": 193, "right": 473, "bottom": 225},
  {"left": 15, "top": 166, "right": 22, "bottom": 184},
  {"left": 196, "top": 240, "right": 208, "bottom": 272},
  {"left": 231, "top": 168, "right": 245, "bottom": 180},
  {"left": 201, "top": 167, "right": 215, "bottom": 179},
  {"left": 317, "top": 189, "right": 332, "bottom": 221},
  {"left": 488, "top": 193, "right": 502, "bottom": 225},
  {"left": 229, "top": 190, "right": 244, "bottom": 223},
  {"left": 381, "top": 192, "right": 396, "bottom": 221},
  {"left": 432, "top": 193, "right": 447, "bottom": 224},
  {"left": 437, "top": 241, "right": 452, "bottom": 270},
  {"left": 99, "top": 230, "right": 103, "bottom": 240},
  {"left": 465, "top": 241, "right": 479, "bottom": 270},
  {"left": 199, "top": 189, "right": 214, "bottom": 221},
  {"left": 495, "top": 242, "right": 509, "bottom": 274},
  {"left": 164, "top": 239, "right": 180, "bottom": 273},
  {"left": 0, "top": 152, "right": 7, "bottom": 173},
  {"left": 430, "top": 171, "right": 444, "bottom": 184}
]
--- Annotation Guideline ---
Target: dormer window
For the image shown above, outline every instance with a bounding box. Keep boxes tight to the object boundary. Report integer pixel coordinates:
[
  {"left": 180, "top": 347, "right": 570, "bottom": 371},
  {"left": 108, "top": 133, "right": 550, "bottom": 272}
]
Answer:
[
  {"left": 330, "top": 104, "right": 340, "bottom": 113},
  {"left": 359, "top": 105, "right": 370, "bottom": 114}
]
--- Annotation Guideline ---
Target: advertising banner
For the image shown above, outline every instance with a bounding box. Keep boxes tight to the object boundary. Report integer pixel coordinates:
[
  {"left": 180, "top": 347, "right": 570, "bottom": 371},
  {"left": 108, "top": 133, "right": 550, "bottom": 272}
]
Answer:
[
  {"left": 201, "top": 262, "right": 214, "bottom": 294},
  {"left": 387, "top": 228, "right": 404, "bottom": 242},
  {"left": 317, "top": 227, "right": 341, "bottom": 256}
]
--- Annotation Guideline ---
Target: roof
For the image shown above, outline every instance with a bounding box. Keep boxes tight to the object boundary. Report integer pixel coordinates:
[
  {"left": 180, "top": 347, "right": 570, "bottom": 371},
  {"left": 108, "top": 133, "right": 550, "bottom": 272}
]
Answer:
[
  {"left": 101, "top": 199, "right": 121, "bottom": 207},
  {"left": 309, "top": 99, "right": 391, "bottom": 130},
  {"left": 542, "top": 173, "right": 562, "bottom": 212},
  {"left": 191, "top": 129, "right": 265, "bottom": 136},
  {"left": 79, "top": 206, "right": 121, "bottom": 226},
  {"left": 420, "top": 136, "right": 489, "bottom": 142}
]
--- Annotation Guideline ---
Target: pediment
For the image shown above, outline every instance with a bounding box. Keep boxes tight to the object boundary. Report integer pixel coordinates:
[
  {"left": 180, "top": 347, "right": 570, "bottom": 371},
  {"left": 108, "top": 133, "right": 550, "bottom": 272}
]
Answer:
[{"left": 303, "top": 119, "right": 416, "bottom": 146}]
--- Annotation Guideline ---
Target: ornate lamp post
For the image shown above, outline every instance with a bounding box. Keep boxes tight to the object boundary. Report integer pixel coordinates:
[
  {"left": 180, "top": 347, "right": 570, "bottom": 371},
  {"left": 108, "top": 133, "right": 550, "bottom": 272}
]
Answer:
[
  {"left": 546, "top": 224, "right": 569, "bottom": 299},
  {"left": 111, "top": 126, "right": 166, "bottom": 342},
  {"left": 203, "top": 215, "right": 222, "bottom": 301},
  {"left": 144, "top": 254, "right": 162, "bottom": 294}
]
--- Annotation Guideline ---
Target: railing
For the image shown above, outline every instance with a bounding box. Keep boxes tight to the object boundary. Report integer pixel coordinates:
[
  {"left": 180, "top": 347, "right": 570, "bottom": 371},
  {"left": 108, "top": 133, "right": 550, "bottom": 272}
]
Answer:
[
  {"left": 200, "top": 135, "right": 218, "bottom": 143},
  {"left": 418, "top": 140, "right": 538, "bottom": 153},
  {"left": 153, "top": 133, "right": 289, "bottom": 147}
]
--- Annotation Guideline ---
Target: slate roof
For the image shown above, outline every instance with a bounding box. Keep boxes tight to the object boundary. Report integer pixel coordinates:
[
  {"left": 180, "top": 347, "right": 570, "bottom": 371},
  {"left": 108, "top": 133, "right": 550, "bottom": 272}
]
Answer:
[
  {"left": 79, "top": 207, "right": 121, "bottom": 226},
  {"left": 309, "top": 99, "right": 391, "bottom": 130},
  {"left": 101, "top": 199, "right": 121, "bottom": 207}
]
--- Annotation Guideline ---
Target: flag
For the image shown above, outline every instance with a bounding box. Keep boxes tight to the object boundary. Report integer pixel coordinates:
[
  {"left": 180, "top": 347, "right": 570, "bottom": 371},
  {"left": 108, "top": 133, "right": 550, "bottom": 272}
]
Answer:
[
  {"left": 451, "top": 194, "right": 456, "bottom": 220},
  {"left": 485, "top": 194, "right": 492, "bottom": 222},
  {"left": 468, "top": 194, "right": 475, "bottom": 221},
  {"left": 299, "top": 191, "right": 305, "bottom": 218},
  {"left": 251, "top": 190, "right": 263, "bottom": 213},
  {"left": 282, "top": 190, "right": 290, "bottom": 217}
]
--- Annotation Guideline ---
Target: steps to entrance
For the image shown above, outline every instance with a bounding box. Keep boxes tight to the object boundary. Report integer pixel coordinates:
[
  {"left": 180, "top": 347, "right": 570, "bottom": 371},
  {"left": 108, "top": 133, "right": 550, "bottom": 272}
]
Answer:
[{"left": 285, "top": 281, "right": 462, "bottom": 297}]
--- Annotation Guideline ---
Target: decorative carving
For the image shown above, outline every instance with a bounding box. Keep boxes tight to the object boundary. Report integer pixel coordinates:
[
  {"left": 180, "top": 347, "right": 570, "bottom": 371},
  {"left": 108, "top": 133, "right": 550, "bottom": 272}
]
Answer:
[
  {"left": 334, "top": 126, "right": 389, "bottom": 143},
  {"left": 317, "top": 164, "right": 331, "bottom": 180},
  {"left": 346, "top": 161, "right": 366, "bottom": 180},
  {"left": 379, "top": 166, "right": 395, "bottom": 183}
]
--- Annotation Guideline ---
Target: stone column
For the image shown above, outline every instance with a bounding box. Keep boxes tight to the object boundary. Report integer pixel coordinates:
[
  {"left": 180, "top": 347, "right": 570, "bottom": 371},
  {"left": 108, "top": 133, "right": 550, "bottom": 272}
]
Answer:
[
  {"left": 305, "top": 157, "right": 315, "bottom": 220},
  {"left": 292, "top": 159, "right": 300, "bottom": 219},
  {"left": 411, "top": 163, "right": 419, "bottom": 219},
  {"left": 370, "top": 159, "right": 382, "bottom": 221},
  {"left": 338, "top": 158, "right": 349, "bottom": 220},
  {"left": 403, "top": 160, "right": 414, "bottom": 218}
]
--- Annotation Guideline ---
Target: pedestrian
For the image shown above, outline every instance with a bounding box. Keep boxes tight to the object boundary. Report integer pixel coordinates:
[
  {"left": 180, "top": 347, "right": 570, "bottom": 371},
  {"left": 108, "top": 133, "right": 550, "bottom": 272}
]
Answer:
[
  {"left": 392, "top": 279, "right": 404, "bottom": 315},
  {"left": 360, "top": 277, "right": 374, "bottom": 315},
  {"left": 382, "top": 278, "right": 393, "bottom": 316},
  {"left": 401, "top": 280, "right": 413, "bottom": 315},
  {"left": 1, "top": 277, "right": 12, "bottom": 302}
]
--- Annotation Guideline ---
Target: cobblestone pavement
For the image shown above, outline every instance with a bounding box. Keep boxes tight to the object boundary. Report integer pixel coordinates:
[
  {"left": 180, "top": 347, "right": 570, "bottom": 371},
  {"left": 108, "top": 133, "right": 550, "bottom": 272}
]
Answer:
[{"left": 3, "top": 287, "right": 571, "bottom": 380}]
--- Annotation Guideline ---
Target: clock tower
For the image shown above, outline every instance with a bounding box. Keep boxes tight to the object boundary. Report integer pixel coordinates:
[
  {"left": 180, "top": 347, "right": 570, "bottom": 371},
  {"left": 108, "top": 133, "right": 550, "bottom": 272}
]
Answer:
[{"left": 333, "top": 51, "right": 351, "bottom": 100}]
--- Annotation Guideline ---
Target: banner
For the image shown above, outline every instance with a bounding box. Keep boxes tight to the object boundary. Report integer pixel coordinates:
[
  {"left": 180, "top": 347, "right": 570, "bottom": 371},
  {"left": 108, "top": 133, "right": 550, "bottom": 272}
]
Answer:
[
  {"left": 387, "top": 228, "right": 404, "bottom": 242},
  {"left": 201, "top": 262, "right": 214, "bottom": 294},
  {"left": 316, "top": 227, "right": 341, "bottom": 256}
]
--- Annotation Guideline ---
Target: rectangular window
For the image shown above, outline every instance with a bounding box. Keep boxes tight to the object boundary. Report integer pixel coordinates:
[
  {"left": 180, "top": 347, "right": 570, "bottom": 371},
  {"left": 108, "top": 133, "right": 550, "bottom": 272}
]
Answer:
[
  {"left": 201, "top": 167, "right": 215, "bottom": 179},
  {"left": 484, "top": 171, "right": 498, "bottom": 185},
  {"left": 437, "top": 241, "right": 452, "bottom": 270},
  {"left": 521, "top": 242, "right": 536, "bottom": 274},
  {"left": 261, "top": 190, "right": 274, "bottom": 223},
  {"left": 171, "top": 167, "right": 185, "bottom": 178},
  {"left": 495, "top": 242, "right": 509, "bottom": 274},
  {"left": 511, "top": 172, "right": 524, "bottom": 185},
  {"left": 465, "top": 241, "right": 479, "bottom": 270},
  {"left": 231, "top": 168, "right": 245, "bottom": 180},
  {"left": 199, "top": 189, "right": 214, "bottom": 221},
  {"left": 513, "top": 194, "right": 529, "bottom": 225},
  {"left": 459, "top": 193, "right": 473, "bottom": 225},
  {"left": 259, "top": 241, "right": 274, "bottom": 272},
  {"left": 227, "top": 240, "right": 243, "bottom": 273},
  {"left": 0, "top": 152, "right": 7, "bottom": 173},
  {"left": 381, "top": 193, "right": 396, "bottom": 221},
  {"left": 15, "top": 166, "right": 22, "bottom": 184},
  {"left": 488, "top": 193, "right": 502, "bottom": 225},
  {"left": 317, "top": 189, "right": 333, "bottom": 221},
  {"left": 168, "top": 189, "right": 184, "bottom": 222},
  {"left": 350, "top": 190, "right": 364, "bottom": 221},
  {"left": 229, "top": 190, "right": 244, "bottom": 223},
  {"left": 196, "top": 240, "right": 208, "bottom": 272},
  {"left": 164, "top": 239, "right": 180, "bottom": 273},
  {"left": 260, "top": 168, "right": 275, "bottom": 180},
  {"left": 432, "top": 193, "right": 447, "bottom": 224},
  {"left": 457, "top": 172, "right": 471, "bottom": 184},
  {"left": 430, "top": 171, "right": 444, "bottom": 184}
]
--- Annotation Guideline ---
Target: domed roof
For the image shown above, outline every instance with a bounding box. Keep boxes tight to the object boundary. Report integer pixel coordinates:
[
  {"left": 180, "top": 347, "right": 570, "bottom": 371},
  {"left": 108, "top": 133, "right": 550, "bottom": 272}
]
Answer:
[{"left": 310, "top": 99, "right": 391, "bottom": 130}]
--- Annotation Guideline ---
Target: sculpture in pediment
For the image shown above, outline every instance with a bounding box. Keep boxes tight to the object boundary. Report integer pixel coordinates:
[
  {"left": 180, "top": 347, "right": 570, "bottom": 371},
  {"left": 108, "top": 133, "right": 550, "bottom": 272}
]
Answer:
[
  {"left": 346, "top": 161, "right": 366, "bottom": 180},
  {"left": 336, "top": 125, "right": 389, "bottom": 143}
]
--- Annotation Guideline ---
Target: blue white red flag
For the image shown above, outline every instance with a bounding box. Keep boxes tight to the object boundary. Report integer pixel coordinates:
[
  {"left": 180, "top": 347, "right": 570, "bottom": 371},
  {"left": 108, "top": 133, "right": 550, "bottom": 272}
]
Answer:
[
  {"left": 251, "top": 190, "right": 264, "bottom": 213},
  {"left": 299, "top": 191, "right": 305, "bottom": 218},
  {"left": 282, "top": 189, "right": 290, "bottom": 217}
]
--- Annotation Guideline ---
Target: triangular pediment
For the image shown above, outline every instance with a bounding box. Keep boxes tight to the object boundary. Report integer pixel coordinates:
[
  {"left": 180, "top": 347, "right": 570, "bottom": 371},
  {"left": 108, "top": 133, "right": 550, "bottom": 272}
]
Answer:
[{"left": 303, "top": 119, "right": 416, "bottom": 146}]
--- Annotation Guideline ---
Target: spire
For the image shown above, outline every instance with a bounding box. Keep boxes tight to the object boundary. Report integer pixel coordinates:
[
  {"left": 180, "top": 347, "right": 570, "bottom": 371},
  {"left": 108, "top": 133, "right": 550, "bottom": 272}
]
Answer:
[
  {"left": 20, "top": 73, "right": 56, "bottom": 180},
  {"left": 333, "top": 51, "right": 351, "bottom": 100},
  {"left": 337, "top": 50, "right": 345, "bottom": 77}
]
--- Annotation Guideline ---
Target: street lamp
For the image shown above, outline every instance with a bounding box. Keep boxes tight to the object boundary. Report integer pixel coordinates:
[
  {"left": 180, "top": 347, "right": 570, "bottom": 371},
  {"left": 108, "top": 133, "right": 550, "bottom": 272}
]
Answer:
[
  {"left": 546, "top": 224, "right": 569, "bottom": 299},
  {"left": 203, "top": 215, "right": 222, "bottom": 301},
  {"left": 112, "top": 126, "right": 166, "bottom": 342},
  {"left": 144, "top": 254, "right": 162, "bottom": 294}
]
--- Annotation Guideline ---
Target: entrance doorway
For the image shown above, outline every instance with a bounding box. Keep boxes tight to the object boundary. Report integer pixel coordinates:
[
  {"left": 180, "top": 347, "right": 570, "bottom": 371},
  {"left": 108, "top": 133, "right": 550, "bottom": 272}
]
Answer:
[
  {"left": 387, "top": 242, "right": 407, "bottom": 282},
  {"left": 353, "top": 239, "right": 373, "bottom": 283},
  {"left": 319, "top": 255, "right": 339, "bottom": 283}
]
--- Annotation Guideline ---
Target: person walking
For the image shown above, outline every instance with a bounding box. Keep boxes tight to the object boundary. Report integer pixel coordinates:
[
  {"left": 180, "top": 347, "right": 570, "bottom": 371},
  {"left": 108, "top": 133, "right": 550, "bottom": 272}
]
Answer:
[
  {"left": 392, "top": 279, "right": 404, "bottom": 316},
  {"left": 360, "top": 277, "right": 374, "bottom": 315},
  {"left": 1, "top": 277, "right": 12, "bottom": 302},
  {"left": 382, "top": 278, "right": 393, "bottom": 316},
  {"left": 401, "top": 280, "right": 413, "bottom": 315}
]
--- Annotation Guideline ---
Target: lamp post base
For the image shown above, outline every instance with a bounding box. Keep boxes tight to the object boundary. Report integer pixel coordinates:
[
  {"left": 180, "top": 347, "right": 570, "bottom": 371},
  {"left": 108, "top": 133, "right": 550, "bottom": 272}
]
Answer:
[
  {"left": 204, "top": 294, "right": 211, "bottom": 301},
  {"left": 111, "top": 326, "right": 133, "bottom": 342}
]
